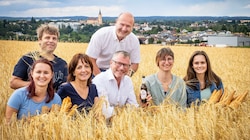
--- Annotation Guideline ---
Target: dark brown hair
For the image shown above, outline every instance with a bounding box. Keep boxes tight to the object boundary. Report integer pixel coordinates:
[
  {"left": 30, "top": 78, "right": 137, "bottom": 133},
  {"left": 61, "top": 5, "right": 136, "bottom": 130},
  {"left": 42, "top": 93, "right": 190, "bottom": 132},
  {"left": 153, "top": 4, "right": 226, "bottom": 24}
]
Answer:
[
  {"left": 27, "top": 59, "right": 54, "bottom": 103},
  {"left": 183, "top": 50, "right": 221, "bottom": 88},
  {"left": 67, "top": 53, "right": 93, "bottom": 86}
]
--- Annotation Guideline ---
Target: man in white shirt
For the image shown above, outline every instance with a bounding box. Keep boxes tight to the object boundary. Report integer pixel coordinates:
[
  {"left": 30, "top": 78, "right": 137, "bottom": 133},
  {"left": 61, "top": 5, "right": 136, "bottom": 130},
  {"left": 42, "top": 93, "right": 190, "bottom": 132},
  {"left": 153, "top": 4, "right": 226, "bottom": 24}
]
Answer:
[
  {"left": 92, "top": 50, "right": 139, "bottom": 107},
  {"left": 86, "top": 12, "right": 140, "bottom": 77}
]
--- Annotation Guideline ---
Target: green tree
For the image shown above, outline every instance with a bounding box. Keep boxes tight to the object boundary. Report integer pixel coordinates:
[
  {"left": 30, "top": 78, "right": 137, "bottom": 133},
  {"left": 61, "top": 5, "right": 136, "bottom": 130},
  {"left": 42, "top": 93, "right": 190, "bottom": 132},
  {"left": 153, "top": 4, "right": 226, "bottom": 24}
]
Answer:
[
  {"left": 221, "top": 24, "right": 227, "bottom": 31},
  {"left": 70, "top": 32, "right": 81, "bottom": 42},
  {"left": 31, "top": 17, "right": 36, "bottom": 23},
  {"left": 60, "top": 25, "right": 73, "bottom": 34},
  {"left": 148, "top": 38, "right": 154, "bottom": 44}
]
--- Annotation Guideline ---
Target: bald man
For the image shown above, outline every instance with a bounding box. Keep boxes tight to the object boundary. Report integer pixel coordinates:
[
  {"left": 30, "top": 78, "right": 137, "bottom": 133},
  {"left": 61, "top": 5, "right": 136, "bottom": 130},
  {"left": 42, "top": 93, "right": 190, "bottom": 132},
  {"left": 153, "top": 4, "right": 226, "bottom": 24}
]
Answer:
[{"left": 86, "top": 12, "right": 140, "bottom": 77}]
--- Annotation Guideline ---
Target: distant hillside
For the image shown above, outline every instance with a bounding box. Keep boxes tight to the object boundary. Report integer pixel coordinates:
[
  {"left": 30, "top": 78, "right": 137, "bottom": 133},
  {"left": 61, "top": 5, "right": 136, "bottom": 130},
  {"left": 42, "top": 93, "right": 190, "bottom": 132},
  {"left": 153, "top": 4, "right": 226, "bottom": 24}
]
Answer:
[
  {"left": 1, "top": 16, "right": 250, "bottom": 22},
  {"left": 134, "top": 16, "right": 250, "bottom": 22}
]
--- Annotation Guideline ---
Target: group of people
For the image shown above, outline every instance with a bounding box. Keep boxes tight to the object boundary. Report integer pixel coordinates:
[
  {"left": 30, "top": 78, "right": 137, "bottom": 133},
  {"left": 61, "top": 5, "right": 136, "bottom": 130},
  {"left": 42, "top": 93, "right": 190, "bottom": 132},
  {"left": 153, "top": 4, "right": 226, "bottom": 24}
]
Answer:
[{"left": 5, "top": 12, "right": 223, "bottom": 123}]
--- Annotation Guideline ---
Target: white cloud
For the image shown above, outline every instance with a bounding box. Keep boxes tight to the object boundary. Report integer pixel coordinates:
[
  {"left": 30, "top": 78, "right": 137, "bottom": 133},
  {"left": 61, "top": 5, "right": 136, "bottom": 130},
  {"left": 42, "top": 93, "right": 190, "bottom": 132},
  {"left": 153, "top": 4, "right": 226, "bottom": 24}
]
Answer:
[
  {"left": 171, "top": 1, "right": 249, "bottom": 16},
  {"left": 0, "top": 0, "right": 17, "bottom": 6},
  {"left": 0, "top": 0, "right": 60, "bottom": 7},
  {"left": 9, "top": 5, "right": 124, "bottom": 17},
  {"left": 244, "top": 4, "right": 250, "bottom": 9},
  {"left": 0, "top": 0, "right": 249, "bottom": 17}
]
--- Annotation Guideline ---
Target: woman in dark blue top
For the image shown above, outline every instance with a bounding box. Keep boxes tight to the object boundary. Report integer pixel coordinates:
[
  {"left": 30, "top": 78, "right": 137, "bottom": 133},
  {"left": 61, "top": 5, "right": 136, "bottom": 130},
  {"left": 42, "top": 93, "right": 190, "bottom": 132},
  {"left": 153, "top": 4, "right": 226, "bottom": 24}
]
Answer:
[
  {"left": 57, "top": 53, "right": 98, "bottom": 113},
  {"left": 183, "top": 51, "right": 223, "bottom": 107}
]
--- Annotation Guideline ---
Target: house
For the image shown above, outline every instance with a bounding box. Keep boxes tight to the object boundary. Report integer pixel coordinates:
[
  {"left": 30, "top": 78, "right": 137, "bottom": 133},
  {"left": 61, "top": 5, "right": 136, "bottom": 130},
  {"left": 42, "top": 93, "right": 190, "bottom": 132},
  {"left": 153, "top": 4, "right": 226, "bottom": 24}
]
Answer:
[
  {"left": 138, "top": 37, "right": 148, "bottom": 44},
  {"left": 208, "top": 35, "right": 250, "bottom": 47},
  {"left": 178, "top": 36, "right": 190, "bottom": 43}
]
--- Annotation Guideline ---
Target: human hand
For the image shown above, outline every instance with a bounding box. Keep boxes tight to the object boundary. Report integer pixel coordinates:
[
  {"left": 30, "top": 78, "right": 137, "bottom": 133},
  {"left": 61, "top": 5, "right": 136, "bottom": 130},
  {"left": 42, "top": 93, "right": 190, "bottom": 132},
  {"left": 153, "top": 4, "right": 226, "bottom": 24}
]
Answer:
[
  {"left": 127, "top": 68, "right": 135, "bottom": 77},
  {"left": 139, "top": 92, "right": 152, "bottom": 108}
]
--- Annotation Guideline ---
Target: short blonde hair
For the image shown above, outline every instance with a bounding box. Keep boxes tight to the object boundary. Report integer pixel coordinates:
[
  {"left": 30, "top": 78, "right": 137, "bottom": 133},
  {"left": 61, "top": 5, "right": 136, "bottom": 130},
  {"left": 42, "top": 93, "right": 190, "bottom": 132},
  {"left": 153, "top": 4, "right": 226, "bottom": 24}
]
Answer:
[{"left": 36, "top": 24, "right": 60, "bottom": 40}]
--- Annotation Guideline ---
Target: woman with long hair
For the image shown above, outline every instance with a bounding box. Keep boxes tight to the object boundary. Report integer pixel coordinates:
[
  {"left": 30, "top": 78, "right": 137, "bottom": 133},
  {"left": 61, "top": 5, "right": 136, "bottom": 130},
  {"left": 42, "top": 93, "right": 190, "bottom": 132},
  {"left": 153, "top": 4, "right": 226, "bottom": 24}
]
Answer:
[
  {"left": 183, "top": 50, "right": 223, "bottom": 107},
  {"left": 57, "top": 53, "right": 98, "bottom": 113},
  {"left": 6, "top": 59, "right": 61, "bottom": 123}
]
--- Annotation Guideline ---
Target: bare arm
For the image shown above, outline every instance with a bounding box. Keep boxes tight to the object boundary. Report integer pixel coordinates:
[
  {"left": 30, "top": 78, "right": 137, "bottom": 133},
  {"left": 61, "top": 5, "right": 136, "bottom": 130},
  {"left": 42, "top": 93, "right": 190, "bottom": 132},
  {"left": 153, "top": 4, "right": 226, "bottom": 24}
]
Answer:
[
  {"left": 94, "top": 97, "right": 99, "bottom": 104},
  {"left": 131, "top": 63, "right": 139, "bottom": 72},
  {"left": 5, "top": 105, "right": 18, "bottom": 124},
  {"left": 89, "top": 57, "right": 101, "bottom": 76},
  {"left": 10, "top": 76, "right": 30, "bottom": 89},
  {"left": 128, "top": 63, "right": 139, "bottom": 77}
]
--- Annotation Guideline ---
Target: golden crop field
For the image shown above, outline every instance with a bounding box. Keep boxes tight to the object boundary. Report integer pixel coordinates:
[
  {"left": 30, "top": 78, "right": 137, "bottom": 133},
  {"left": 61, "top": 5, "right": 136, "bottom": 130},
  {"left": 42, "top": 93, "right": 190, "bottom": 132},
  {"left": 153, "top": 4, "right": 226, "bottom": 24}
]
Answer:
[{"left": 0, "top": 40, "right": 249, "bottom": 139}]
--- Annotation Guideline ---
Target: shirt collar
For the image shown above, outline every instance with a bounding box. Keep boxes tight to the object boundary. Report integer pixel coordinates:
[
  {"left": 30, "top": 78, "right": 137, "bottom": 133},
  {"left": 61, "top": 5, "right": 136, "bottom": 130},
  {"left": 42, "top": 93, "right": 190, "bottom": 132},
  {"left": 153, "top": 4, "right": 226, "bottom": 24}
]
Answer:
[
  {"left": 106, "top": 68, "right": 125, "bottom": 82},
  {"left": 112, "top": 26, "right": 127, "bottom": 42},
  {"left": 106, "top": 68, "right": 116, "bottom": 81}
]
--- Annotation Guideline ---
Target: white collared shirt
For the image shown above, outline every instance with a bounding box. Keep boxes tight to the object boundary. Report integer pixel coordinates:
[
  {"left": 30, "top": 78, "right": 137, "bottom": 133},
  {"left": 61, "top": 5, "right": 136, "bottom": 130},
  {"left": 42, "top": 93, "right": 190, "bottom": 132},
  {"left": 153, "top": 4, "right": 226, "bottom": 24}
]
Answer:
[
  {"left": 86, "top": 26, "right": 140, "bottom": 69},
  {"left": 92, "top": 68, "right": 139, "bottom": 107}
]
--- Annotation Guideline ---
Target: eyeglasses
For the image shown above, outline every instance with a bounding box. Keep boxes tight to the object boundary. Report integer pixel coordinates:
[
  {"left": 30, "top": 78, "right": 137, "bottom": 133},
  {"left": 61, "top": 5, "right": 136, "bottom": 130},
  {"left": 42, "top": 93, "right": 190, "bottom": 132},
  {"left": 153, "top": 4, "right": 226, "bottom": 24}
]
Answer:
[
  {"left": 160, "top": 57, "right": 174, "bottom": 62},
  {"left": 112, "top": 60, "right": 131, "bottom": 69}
]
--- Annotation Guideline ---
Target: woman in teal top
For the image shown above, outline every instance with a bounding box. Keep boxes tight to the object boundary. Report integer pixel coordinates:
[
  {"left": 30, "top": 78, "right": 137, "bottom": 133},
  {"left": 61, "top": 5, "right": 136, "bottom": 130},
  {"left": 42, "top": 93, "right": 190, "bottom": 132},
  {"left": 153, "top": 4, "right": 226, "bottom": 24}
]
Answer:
[{"left": 144, "top": 47, "right": 187, "bottom": 108}]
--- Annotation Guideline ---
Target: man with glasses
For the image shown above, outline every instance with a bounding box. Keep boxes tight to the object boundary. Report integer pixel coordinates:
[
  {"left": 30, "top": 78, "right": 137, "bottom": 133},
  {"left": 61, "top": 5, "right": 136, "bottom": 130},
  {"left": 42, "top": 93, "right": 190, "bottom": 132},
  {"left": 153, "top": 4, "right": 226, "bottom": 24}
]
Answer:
[
  {"left": 93, "top": 51, "right": 152, "bottom": 119},
  {"left": 92, "top": 51, "right": 139, "bottom": 108}
]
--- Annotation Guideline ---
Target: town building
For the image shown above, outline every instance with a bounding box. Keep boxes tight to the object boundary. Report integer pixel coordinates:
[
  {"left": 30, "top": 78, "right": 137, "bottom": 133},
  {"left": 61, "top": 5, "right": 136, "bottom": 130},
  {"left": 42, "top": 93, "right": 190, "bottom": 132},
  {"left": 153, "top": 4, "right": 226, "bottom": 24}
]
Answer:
[
  {"left": 86, "top": 9, "right": 102, "bottom": 25},
  {"left": 208, "top": 35, "right": 250, "bottom": 47}
]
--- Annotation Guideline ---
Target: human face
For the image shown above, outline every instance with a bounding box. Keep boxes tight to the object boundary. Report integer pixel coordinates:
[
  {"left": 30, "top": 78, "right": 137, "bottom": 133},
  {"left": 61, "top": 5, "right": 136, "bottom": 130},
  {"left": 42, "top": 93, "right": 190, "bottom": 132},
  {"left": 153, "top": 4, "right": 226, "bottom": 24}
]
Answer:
[
  {"left": 158, "top": 55, "right": 174, "bottom": 72},
  {"left": 39, "top": 32, "right": 58, "bottom": 53},
  {"left": 192, "top": 54, "right": 207, "bottom": 74},
  {"left": 31, "top": 63, "right": 53, "bottom": 87},
  {"left": 115, "top": 13, "right": 134, "bottom": 40},
  {"left": 111, "top": 54, "right": 131, "bottom": 79},
  {"left": 73, "top": 59, "right": 92, "bottom": 82}
]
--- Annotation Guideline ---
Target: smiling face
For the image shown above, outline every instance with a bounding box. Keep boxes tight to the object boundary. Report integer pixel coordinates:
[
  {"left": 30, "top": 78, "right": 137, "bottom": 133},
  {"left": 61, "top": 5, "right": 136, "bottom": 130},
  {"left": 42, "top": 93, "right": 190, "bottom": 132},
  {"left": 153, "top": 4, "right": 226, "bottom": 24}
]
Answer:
[
  {"left": 155, "top": 47, "right": 175, "bottom": 72},
  {"left": 158, "top": 55, "right": 174, "bottom": 72},
  {"left": 115, "top": 12, "right": 134, "bottom": 41},
  {"left": 192, "top": 54, "right": 207, "bottom": 75},
  {"left": 111, "top": 53, "right": 131, "bottom": 80},
  {"left": 39, "top": 32, "right": 58, "bottom": 54},
  {"left": 73, "top": 59, "right": 92, "bottom": 82},
  {"left": 31, "top": 62, "right": 53, "bottom": 88}
]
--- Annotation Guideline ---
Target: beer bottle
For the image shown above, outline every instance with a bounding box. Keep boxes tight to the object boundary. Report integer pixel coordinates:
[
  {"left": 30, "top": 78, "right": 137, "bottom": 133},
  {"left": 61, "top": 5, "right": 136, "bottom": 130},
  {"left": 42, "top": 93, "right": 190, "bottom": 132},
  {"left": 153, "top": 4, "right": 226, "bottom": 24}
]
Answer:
[{"left": 140, "top": 76, "right": 147, "bottom": 103}]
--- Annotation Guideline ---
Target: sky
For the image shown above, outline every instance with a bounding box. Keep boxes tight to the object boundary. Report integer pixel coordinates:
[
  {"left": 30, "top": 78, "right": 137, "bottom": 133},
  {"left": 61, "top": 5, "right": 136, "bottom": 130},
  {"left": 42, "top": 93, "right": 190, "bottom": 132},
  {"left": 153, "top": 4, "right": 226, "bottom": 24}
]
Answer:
[{"left": 0, "top": 0, "right": 250, "bottom": 17}]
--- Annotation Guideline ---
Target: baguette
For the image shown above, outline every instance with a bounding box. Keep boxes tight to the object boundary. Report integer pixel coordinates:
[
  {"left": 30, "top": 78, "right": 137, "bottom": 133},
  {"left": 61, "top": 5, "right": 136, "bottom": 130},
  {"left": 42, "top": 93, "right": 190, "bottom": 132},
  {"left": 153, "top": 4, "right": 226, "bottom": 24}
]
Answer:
[
  {"left": 219, "top": 88, "right": 228, "bottom": 102},
  {"left": 41, "top": 106, "right": 50, "bottom": 114},
  {"left": 51, "top": 104, "right": 61, "bottom": 113},
  {"left": 68, "top": 104, "right": 78, "bottom": 116},
  {"left": 60, "top": 96, "right": 72, "bottom": 113},
  {"left": 217, "top": 90, "right": 235, "bottom": 107},
  {"left": 208, "top": 89, "right": 223, "bottom": 104},
  {"left": 229, "top": 90, "right": 248, "bottom": 109}
]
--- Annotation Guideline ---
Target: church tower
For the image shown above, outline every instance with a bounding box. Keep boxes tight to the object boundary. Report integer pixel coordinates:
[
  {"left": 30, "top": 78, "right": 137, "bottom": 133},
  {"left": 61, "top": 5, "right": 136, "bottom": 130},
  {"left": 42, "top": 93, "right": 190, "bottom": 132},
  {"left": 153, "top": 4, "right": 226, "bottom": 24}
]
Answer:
[{"left": 98, "top": 9, "right": 103, "bottom": 25}]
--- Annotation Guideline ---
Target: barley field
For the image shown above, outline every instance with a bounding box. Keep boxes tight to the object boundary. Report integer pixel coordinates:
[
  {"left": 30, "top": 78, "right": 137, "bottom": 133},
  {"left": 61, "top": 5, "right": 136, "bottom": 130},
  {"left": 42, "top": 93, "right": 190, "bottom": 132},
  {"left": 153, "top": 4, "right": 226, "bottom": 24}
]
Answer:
[{"left": 0, "top": 40, "right": 249, "bottom": 139}]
